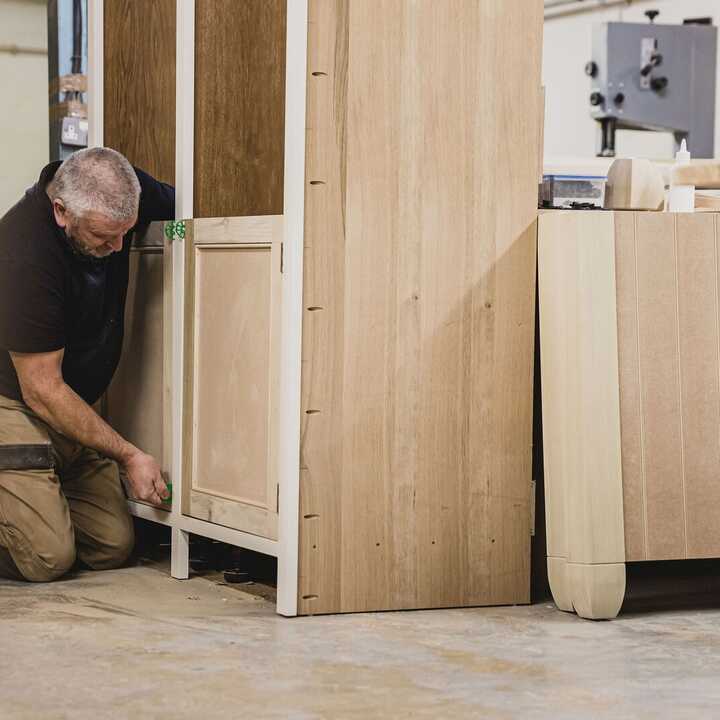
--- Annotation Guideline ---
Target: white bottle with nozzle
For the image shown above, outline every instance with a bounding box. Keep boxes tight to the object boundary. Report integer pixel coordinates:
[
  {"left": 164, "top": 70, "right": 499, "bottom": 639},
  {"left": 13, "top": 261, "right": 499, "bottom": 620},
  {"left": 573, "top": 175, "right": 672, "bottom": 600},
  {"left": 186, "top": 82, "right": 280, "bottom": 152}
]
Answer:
[{"left": 668, "top": 139, "right": 695, "bottom": 213}]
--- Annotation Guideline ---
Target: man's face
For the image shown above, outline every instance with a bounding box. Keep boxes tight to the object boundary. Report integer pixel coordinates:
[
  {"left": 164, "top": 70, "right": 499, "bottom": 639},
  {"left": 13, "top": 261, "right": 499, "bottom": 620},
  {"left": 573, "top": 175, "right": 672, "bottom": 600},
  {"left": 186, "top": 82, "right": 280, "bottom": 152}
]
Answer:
[{"left": 52, "top": 200, "right": 137, "bottom": 259}]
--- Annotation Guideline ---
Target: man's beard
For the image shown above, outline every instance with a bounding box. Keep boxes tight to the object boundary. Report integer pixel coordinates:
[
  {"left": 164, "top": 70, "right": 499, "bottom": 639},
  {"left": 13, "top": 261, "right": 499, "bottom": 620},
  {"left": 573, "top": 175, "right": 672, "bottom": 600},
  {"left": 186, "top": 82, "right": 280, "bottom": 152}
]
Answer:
[{"left": 64, "top": 228, "right": 106, "bottom": 260}]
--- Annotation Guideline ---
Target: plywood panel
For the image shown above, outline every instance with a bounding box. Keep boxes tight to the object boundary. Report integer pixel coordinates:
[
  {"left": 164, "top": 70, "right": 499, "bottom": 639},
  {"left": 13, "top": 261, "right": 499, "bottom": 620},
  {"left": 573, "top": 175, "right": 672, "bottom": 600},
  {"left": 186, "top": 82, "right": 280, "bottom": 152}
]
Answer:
[
  {"left": 634, "top": 214, "right": 686, "bottom": 559},
  {"left": 193, "top": 247, "right": 271, "bottom": 504},
  {"left": 299, "top": 0, "right": 543, "bottom": 614},
  {"left": 615, "top": 213, "right": 647, "bottom": 561},
  {"left": 182, "top": 219, "right": 282, "bottom": 540},
  {"left": 103, "top": 0, "right": 175, "bottom": 184},
  {"left": 193, "top": 0, "right": 286, "bottom": 217}
]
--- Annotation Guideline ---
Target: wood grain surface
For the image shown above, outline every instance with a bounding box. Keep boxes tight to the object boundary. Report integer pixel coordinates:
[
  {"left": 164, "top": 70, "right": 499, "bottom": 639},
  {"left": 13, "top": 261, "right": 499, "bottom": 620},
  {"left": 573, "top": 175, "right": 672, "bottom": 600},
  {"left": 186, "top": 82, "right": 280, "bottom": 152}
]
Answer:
[
  {"left": 103, "top": 0, "right": 176, "bottom": 184},
  {"left": 193, "top": 0, "right": 286, "bottom": 217},
  {"left": 298, "top": 0, "right": 543, "bottom": 614}
]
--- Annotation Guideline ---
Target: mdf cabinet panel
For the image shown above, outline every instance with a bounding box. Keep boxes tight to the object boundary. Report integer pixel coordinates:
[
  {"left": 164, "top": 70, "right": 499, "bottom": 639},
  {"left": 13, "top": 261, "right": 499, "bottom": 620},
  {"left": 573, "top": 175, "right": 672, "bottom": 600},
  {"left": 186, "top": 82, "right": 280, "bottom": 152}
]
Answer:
[
  {"left": 181, "top": 218, "right": 282, "bottom": 540},
  {"left": 539, "top": 210, "right": 720, "bottom": 620},
  {"left": 102, "top": 0, "right": 176, "bottom": 184}
]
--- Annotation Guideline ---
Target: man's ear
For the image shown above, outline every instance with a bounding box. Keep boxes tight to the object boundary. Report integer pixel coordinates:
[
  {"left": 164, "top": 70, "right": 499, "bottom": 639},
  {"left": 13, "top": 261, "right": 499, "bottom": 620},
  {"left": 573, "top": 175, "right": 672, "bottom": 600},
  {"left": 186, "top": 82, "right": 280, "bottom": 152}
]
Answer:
[{"left": 52, "top": 199, "right": 69, "bottom": 229}]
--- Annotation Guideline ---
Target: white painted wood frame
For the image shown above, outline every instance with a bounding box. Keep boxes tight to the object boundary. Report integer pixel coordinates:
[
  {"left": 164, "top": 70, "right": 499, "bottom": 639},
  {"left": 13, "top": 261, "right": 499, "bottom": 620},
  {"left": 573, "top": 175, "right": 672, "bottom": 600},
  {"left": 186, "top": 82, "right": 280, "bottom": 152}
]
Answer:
[{"left": 89, "top": 0, "right": 307, "bottom": 616}]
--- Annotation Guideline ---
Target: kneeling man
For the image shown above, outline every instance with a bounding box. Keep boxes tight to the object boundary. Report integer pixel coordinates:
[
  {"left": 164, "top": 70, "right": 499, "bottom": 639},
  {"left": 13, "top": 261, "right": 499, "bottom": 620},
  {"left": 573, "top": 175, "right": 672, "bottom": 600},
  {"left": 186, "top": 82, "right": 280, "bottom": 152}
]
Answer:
[{"left": 0, "top": 147, "right": 174, "bottom": 582}]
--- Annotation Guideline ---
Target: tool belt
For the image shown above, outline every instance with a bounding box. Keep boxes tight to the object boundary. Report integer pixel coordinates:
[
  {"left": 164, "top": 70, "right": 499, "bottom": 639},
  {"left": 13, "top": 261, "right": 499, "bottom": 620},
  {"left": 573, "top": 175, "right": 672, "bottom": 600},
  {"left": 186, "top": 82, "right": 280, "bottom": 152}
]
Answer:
[{"left": 0, "top": 444, "right": 54, "bottom": 471}]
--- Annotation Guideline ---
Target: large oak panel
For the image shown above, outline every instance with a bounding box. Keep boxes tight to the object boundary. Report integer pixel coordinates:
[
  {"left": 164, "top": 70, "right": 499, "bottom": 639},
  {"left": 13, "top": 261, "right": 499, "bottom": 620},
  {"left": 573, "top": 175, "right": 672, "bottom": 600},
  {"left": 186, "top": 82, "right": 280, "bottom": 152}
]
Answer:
[{"left": 299, "top": 0, "right": 544, "bottom": 614}]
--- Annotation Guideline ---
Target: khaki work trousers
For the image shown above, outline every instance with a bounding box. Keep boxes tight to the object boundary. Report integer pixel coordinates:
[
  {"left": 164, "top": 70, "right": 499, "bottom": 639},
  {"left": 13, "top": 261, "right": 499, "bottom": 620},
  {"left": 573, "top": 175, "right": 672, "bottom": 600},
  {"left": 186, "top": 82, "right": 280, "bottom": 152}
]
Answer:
[{"left": 0, "top": 394, "right": 134, "bottom": 582}]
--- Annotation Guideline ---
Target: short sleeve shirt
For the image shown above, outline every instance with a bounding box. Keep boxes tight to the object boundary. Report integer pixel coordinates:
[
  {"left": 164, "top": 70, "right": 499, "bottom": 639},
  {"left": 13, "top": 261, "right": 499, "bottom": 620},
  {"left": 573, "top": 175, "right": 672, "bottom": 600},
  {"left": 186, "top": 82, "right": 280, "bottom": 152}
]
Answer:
[{"left": 0, "top": 162, "right": 175, "bottom": 405}]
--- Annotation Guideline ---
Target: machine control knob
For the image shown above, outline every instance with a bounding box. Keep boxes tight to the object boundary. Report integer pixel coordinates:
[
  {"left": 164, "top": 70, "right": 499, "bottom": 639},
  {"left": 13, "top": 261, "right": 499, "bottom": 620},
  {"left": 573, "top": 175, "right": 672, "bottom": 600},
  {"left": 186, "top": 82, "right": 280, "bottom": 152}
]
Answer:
[
  {"left": 614, "top": 92, "right": 625, "bottom": 106},
  {"left": 645, "top": 10, "right": 660, "bottom": 23},
  {"left": 585, "top": 61, "right": 598, "bottom": 78},
  {"left": 590, "top": 91, "right": 604, "bottom": 107},
  {"left": 650, "top": 76, "right": 668, "bottom": 92}
]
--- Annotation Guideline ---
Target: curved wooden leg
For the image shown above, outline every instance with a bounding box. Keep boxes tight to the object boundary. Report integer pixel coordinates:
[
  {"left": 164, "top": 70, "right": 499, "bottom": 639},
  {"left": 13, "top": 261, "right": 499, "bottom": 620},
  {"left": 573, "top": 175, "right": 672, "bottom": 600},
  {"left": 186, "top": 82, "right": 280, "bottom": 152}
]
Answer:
[
  {"left": 547, "top": 556, "right": 573, "bottom": 612},
  {"left": 567, "top": 562, "right": 626, "bottom": 620}
]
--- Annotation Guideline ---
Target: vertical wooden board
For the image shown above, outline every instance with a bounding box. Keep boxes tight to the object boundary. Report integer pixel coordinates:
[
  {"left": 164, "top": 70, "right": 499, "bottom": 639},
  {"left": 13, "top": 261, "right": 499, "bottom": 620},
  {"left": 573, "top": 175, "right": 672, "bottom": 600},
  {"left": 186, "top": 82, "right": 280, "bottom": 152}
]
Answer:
[
  {"left": 539, "top": 212, "right": 624, "bottom": 564},
  {"left": 193, "top": 0, "right": 287, "bottom": 218},
  {"left": 299, "top": 0, "right": 543, "bottom": 614},
  {"left": 538, "top": 213, "right": 578, "bottom": 566},
  {"left": 107, "top": 248, "right": 165, "bottom": 464},
  {"left": 103, "top": 0, "right": 176, "bottom": 184},
  {"left": 635, "top": 214, "right": 686, "bottom": 559},
  {"left": 677, "top": 214, "right": 720, "bottom": 557},
  {"left": 615, "top": 212, "right": 647, "bottom": 561}
]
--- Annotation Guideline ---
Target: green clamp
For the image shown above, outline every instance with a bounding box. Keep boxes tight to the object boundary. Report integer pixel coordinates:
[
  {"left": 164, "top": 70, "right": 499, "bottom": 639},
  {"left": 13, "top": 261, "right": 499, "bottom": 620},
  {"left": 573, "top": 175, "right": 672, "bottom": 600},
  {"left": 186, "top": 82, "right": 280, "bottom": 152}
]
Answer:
[{"left": 164, "top": 221, "right": 186, "bottom": 241}]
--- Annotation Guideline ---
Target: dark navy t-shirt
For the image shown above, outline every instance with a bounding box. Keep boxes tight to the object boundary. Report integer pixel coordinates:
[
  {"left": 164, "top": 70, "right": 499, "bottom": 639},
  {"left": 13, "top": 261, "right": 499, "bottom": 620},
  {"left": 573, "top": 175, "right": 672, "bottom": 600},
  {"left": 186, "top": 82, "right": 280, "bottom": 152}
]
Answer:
[{"left": 0, "top": 162, "right": 174, "bottom": 405}]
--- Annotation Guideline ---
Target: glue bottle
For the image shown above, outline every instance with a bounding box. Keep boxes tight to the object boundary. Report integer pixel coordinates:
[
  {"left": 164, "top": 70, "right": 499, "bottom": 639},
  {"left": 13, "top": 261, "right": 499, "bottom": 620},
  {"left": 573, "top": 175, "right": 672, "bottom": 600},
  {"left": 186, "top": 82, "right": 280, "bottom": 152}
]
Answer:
[{"left": 668, "top": 139, "right": 695, "bottom": 213}]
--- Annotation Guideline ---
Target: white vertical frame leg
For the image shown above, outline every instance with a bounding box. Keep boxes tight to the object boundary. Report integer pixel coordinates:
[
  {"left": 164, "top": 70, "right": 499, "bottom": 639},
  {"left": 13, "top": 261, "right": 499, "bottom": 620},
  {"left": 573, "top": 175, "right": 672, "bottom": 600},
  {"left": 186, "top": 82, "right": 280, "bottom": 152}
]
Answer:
[
  {"left": 168, "top": 0, "right": 196, "bottom": 580},
  {"left": 276, "top": 0, "right": 309, "bottom": 618},
  {"left": 175, "top": 0, "right": 195, "bottom": 220},
  {"left": 171, "top": 527, "right": 190, "bottom": 579},
  {"left": 87, "top": 0, "right": 104, "bottom": 147}
]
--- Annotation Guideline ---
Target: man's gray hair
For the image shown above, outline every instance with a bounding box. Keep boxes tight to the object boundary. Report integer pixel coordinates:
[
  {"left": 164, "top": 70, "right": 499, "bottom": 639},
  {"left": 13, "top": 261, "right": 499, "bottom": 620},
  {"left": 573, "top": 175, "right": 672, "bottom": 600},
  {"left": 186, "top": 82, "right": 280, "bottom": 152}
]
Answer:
[{"left": 47, "top": 147, "right": 140, "bottom": 222}]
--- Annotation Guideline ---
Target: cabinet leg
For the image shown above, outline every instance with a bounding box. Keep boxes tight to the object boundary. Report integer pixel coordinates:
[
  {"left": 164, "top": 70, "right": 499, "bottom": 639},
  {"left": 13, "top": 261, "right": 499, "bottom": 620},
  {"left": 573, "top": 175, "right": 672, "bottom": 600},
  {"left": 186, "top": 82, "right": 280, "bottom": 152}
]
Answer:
[
  {"left": 171, "top": 528, "right": 190, "bottom": 579},
  {"left": 566, "top": 562, "right": 626, "bottom": 620}
]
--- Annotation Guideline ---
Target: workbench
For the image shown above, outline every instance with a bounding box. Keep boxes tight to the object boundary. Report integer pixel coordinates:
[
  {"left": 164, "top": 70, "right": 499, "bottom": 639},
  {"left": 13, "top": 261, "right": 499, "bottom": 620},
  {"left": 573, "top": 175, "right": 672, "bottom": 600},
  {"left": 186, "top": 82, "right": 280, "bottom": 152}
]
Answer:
[{"left": 539, "top": 209, "right": 720, "bottom": 619}]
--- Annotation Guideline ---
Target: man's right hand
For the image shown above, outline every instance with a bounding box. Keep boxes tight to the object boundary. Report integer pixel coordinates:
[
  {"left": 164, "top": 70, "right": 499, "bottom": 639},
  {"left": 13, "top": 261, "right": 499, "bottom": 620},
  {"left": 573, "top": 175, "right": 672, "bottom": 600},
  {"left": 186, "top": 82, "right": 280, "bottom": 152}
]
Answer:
[{"left": 124, "top": 450, "right": 169, "bottom": 506}]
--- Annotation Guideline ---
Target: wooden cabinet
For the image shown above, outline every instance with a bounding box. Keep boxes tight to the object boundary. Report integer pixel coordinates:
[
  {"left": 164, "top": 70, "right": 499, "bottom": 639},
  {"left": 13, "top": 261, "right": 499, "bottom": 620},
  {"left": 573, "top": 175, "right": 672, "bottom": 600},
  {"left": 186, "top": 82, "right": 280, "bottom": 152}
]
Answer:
[
  {"left": 92, "top": 0, "right": 544, "bottom": 616},
  {"left": 539, "top": 210, "right": 720, "bottom": 620}
]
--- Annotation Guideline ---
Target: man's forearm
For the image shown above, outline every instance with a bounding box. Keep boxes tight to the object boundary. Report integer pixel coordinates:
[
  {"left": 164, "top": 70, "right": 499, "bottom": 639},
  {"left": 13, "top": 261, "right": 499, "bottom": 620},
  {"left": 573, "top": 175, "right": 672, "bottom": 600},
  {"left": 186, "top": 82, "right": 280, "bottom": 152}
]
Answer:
[{"left": 26, "top": 381, "right": 137, "bottom": 464}]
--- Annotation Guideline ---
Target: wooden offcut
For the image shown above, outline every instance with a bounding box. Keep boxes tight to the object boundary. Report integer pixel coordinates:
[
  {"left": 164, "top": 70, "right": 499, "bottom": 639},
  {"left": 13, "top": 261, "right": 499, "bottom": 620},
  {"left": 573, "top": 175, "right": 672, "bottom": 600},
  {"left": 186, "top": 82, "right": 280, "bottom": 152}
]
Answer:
[
  {"left": 299, "top": 0, "right": 544, "bottom": 614},
  {"left": 103, "top": 0, "right": 175, "bottom": 184},
  {"left": 193, "top": 0, "right": 286, "bottom": 218}
]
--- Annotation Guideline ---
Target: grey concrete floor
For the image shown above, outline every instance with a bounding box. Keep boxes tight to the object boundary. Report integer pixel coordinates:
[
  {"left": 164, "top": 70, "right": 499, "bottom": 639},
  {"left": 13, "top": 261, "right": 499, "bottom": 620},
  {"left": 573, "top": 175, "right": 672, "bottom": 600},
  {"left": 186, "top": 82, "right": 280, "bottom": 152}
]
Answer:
[{"left": 2, "top": 561, "right": 720, "bottom": 720}]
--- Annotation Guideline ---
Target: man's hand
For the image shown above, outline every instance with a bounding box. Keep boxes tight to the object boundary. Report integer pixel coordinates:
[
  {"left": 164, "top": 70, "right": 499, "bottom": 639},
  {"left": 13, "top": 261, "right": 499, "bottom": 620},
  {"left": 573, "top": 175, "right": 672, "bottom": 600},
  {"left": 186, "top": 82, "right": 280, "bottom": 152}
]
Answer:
[
  {"left": 11, "top": 350, "right": 169, "bottom": 506},
  {"left": 123, "top": 450, "right": 169, "bottom": 506}
]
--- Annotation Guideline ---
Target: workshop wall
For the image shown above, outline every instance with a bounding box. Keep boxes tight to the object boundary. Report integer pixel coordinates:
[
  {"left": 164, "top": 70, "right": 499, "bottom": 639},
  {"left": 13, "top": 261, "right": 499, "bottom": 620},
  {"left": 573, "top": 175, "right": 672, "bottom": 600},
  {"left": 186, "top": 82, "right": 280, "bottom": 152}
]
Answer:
[
  {"left": 0, "top": 0, "right": 49, "bottom": 215},
  {"left": 543, "top": 0, "right": 720, "bottom": 162}
]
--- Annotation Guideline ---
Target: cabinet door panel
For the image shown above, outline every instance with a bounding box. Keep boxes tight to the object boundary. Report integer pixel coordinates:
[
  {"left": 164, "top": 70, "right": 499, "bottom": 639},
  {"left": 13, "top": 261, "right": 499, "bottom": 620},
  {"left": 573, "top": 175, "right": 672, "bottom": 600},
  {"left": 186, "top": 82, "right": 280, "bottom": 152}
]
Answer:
[{"left": 182, "top": 218, "right": 281, "bottom": 539}]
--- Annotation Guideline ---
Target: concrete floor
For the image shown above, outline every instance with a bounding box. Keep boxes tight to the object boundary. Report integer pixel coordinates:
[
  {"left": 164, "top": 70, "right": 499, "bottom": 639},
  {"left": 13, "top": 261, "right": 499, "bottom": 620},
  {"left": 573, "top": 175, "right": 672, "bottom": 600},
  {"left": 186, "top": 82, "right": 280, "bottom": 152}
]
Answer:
[{"left": 2, "top": 562, "right": 720, "bottom": 720}]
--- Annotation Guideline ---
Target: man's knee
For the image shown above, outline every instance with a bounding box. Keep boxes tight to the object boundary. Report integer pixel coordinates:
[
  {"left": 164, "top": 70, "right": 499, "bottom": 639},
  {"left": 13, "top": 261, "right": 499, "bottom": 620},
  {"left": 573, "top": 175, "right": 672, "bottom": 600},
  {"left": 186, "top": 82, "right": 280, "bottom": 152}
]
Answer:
[
  {"left": 83, "top": 517, "right": 134, "bottom": 570},
  {"left": 0, "top": 524, "right": 76, "bottom": 582}
]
